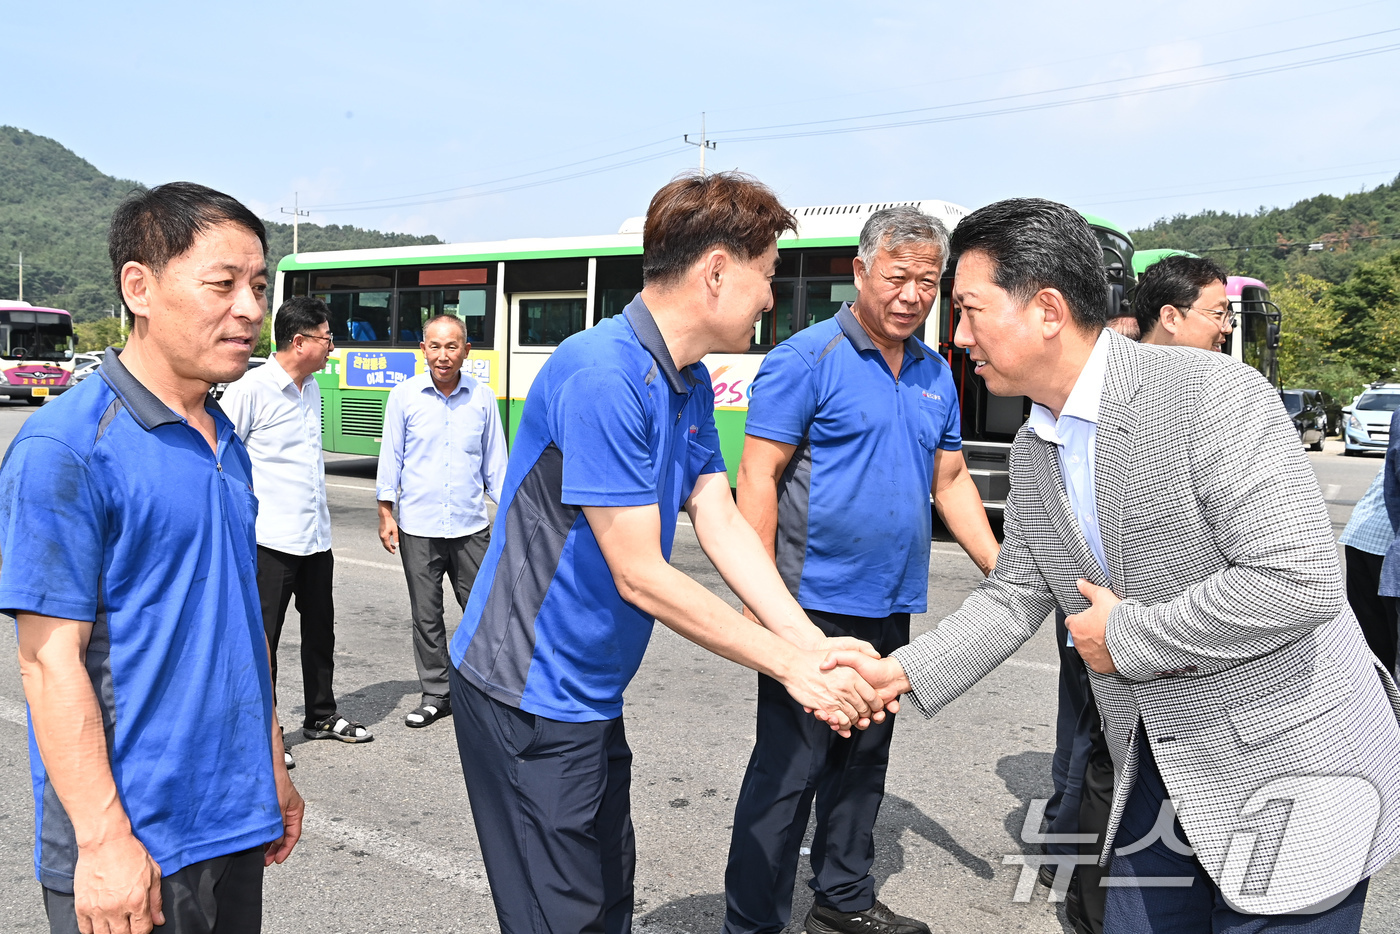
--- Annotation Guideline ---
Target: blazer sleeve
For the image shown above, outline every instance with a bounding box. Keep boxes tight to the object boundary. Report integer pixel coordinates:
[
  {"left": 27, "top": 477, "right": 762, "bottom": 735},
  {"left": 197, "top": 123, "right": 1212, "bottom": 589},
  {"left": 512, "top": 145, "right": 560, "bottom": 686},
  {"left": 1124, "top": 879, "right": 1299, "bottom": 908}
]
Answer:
[
  {"left": 1105, "top": 362, "right": 1344, "bottom": 680},
  {"left": 891, "top": 440, "right": 1057, "bottom": 718}
]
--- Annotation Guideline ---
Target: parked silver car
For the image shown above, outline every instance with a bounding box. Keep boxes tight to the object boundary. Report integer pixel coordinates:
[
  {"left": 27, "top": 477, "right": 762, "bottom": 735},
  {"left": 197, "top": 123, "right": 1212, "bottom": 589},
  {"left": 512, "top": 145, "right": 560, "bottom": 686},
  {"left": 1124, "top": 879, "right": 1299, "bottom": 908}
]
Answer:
[{"left": 1342, "top": 383, "right": 1400, "bottom": 456}]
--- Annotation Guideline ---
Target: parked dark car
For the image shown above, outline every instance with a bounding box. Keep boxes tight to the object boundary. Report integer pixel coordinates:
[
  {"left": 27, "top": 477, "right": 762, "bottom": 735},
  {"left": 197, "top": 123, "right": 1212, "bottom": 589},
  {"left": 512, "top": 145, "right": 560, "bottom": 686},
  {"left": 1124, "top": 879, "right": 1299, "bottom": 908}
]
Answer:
[{"left": 1281, "top": 389, "right": 1326, "bottom": 451}]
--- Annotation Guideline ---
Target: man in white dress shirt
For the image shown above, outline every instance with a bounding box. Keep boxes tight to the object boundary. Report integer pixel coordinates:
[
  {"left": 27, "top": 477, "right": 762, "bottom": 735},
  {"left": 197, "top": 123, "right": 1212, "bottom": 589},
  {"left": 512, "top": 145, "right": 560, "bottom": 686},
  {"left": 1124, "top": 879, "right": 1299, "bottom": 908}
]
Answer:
[
  {"left": 376, "top": 314, "right": 508, "bottom": 728},
  {"left": 223, "top": 296, "right": 373, "bottom": 765}
]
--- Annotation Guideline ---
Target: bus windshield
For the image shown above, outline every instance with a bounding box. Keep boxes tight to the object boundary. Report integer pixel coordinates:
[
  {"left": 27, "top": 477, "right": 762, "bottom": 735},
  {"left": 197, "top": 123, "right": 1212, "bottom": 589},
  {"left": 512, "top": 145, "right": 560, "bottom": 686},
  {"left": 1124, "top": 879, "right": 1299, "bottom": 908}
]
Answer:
[{"left": 2, "top": 311, "right": 74, "bottom": 361}]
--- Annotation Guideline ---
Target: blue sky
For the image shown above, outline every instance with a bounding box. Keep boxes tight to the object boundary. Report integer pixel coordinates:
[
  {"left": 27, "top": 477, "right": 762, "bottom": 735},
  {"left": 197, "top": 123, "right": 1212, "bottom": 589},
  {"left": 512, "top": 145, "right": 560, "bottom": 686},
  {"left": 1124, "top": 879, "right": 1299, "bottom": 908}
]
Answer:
[{"left": 9, "top": 0, "right": 1399, "bottom": 243}]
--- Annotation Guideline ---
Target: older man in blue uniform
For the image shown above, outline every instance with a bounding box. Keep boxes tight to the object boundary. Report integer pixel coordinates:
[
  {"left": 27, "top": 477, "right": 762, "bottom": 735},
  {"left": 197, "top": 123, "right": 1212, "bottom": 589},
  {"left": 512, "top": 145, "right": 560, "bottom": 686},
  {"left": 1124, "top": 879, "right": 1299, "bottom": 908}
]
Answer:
[{"left": 723, "top": 206, "right": 1000, "bottom": 934}]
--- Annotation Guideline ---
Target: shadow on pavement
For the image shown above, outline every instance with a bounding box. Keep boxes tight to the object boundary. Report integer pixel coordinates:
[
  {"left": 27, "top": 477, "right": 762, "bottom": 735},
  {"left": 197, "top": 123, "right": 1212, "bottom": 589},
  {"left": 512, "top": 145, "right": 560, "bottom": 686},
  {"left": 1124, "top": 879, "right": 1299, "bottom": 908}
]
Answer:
[
  {"left": 636, "top": 794, "right": 994, "bottom": 934},
  {"left": 283, "top": 678, "right": 420, "bottom": 747}
]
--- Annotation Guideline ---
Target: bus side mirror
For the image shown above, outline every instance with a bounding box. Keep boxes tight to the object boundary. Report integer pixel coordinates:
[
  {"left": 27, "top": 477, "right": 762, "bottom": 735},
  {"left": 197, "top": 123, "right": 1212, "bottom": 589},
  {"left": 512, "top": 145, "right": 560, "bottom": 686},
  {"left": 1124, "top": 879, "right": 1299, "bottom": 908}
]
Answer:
[{"left": 1267, "top": 322, "right": 1280, "bottom": 349}]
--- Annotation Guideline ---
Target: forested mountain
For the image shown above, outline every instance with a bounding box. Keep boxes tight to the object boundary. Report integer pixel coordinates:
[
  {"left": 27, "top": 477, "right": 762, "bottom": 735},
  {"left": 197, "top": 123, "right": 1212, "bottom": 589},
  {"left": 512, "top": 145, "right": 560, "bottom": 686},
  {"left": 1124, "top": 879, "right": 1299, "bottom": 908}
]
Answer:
[
  {"left": 0, "top": 127, "right": 440, "bottom": 322},
  {"left": 1128, "top": 176, "right": 1400, "bottom": 397},
  {"left": 1128, "top": 175, "right": 1400, "bottom": 286}
]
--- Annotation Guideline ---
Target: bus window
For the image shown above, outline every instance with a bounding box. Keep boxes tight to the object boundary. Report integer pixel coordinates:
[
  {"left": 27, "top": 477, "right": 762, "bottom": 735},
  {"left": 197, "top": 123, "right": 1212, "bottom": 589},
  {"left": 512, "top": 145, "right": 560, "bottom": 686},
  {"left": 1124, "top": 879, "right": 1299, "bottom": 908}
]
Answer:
[
  {"left": 804, "top": 280, "right": 857, "bottom": 330},
  {"left": 757, "top": 281, "right": 796, "bottom": 347},
  {"left": 596, "top": 256, "right": 643, "bottom": 319},
  {"left": 505, "top": 259, "right": 588, "bottom": 293},
  {"left": 519, "top": 298, "right": 586, "bottom": 346},
  {"left": 398, "top": 288, "right": 495, "bottom": 346},
  {"left": 1, "top": 311, "right": 74, "bottom": 360},
  {"left": 319, "top": 291, "right": 393, "bottom": 343}
]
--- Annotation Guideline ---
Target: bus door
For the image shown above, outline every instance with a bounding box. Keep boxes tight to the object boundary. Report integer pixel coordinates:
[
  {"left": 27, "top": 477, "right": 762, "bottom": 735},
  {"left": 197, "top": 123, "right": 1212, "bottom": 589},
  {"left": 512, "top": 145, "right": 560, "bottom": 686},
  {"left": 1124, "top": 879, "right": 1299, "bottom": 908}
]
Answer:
[{"left": 508, "top": 290, "right": 588, "bottom": 437}]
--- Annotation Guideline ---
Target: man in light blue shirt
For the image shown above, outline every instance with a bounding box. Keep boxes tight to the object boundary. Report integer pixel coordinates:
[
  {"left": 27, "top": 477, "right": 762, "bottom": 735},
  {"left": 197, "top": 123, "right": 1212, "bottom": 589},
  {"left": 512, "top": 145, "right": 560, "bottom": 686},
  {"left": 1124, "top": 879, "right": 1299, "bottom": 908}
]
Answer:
[{"left": 376, "top": 314, "right": 508, "bottom": 727}]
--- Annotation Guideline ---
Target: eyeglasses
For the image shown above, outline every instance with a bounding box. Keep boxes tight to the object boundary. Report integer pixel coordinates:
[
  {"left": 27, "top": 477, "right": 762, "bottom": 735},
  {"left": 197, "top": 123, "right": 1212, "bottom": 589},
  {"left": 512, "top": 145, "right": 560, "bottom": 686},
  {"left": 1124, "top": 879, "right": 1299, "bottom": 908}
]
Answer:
[
  {"left": 1181, "top": 306, "right": 1237, "bottom": 329},
  {"left": 298, "top": 333, "right": 335, "bottom": 347}
]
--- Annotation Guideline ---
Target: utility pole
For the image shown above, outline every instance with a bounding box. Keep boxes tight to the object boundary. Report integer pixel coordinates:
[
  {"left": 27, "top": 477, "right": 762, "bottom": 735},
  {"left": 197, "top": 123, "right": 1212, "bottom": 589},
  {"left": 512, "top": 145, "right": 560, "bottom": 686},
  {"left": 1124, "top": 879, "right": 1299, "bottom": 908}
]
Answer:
[
  {"left": 281, "top": 193, "right": 310, "bottom": 254},
  {"left": 8, "top": 251, "right": 22, "bottom": 302},
  {"left": 684, "top": 113, "right": 717, "bottom": 174}
]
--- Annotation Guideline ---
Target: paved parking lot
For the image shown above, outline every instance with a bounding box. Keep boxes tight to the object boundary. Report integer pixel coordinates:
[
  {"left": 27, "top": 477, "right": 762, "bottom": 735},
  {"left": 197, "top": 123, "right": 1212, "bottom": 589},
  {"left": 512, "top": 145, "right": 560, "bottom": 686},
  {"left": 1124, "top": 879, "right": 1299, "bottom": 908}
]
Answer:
[{"left": 0, "top": 398, "right": 1395, "bottom": 932}]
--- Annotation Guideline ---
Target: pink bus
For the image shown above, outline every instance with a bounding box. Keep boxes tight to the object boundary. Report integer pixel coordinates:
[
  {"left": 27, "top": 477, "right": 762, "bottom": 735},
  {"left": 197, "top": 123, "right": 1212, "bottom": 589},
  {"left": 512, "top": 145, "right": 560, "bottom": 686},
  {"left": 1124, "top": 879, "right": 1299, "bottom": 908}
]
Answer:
[
  {"left": 0, "top": 301, "right": 76, "bottom": 404},
  {"left": 1225, "top": 276, "right": 1280, "bottom": 388}
]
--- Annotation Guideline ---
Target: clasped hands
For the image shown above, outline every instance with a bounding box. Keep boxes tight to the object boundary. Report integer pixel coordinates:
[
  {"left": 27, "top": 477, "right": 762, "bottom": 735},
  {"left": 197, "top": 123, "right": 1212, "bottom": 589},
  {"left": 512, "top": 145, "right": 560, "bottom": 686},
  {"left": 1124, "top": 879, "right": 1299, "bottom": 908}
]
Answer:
[{"left": 794, "top": 637, "right": 910, "bottom": 737}]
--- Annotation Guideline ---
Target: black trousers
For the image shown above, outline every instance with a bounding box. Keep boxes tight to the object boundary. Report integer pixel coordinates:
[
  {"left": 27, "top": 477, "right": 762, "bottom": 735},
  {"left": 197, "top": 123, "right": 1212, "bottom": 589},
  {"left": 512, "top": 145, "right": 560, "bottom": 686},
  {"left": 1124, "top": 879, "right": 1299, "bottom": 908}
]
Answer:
[
  {"left": 1047, "top": 612, "right": 1113, "bottom": 933},
  {"left": 722, "top": 609, "right": 908, "bottom": 934},
  {"left": 1344, "top": 545, "right": 1399, "bottom": 673},
  {"left": 43, "top": 846, "right": 264, "bottom": 934},
  {"left": 399, "top": 529, "right": 489, "bottom": 705},
  {"left": 451, "top": 667, "right": 635, "bottom": 934},
  {"left": 256, "top": 546, "right": 337, "bottom": 726}
]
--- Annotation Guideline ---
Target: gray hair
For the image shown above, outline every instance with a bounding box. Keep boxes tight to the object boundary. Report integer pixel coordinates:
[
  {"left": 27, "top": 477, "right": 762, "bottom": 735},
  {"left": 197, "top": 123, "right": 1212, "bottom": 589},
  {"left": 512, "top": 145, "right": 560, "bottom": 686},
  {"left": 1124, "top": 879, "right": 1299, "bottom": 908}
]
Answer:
[{"left": 856, "top": 206, "right": 950, "bottom": 273}]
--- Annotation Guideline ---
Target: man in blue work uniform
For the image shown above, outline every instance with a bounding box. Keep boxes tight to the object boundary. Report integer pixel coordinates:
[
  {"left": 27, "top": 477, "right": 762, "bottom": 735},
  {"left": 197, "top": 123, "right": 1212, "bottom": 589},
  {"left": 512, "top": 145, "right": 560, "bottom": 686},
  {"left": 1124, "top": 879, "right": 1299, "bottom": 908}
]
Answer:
[
  {"left": 723, "top": 207, "right": 1000, "bottom": 934},
  {"left": 0, "top": 182, "right": 303, "bottom": 934},
  {"left": 448, "top": 171, "right": 894, "bottom": 934}
]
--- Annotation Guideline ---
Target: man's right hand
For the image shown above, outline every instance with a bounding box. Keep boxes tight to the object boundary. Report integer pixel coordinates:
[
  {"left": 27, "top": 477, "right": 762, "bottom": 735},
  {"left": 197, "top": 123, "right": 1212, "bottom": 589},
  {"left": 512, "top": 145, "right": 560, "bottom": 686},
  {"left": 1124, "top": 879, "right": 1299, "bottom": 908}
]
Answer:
[
  {"left": 780, "top": 649, "right": 887, "bottom": 737},
  {"left": 73, "top": 831, "right": 164, "bottom": 934},
  {"left": 377, "top": 504, "right": 398, "bottom": 554},
  {"left": 821, "top": 651, "right": 911, "bottom": 708}
]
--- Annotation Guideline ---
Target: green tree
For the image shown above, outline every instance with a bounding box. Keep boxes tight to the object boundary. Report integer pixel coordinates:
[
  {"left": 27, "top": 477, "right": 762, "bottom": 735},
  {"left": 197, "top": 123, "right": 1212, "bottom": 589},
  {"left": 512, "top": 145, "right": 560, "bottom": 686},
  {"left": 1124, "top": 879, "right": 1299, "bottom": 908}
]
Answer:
[
  {"left": 1330, "top": 249, "right": 1400, "bottom": 382},
  {"left": 74, "top": 317, "right": 125, "bottom": 353}
]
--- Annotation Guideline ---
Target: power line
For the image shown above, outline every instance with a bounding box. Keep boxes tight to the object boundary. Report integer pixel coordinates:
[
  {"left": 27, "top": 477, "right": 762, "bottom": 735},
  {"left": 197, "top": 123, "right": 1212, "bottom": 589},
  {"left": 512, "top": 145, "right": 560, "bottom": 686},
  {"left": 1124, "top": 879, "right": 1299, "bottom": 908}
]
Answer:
[
  {"left": 293, "top": 26, "right": 1400, "bottom": 218},
  {"left": 1190, "top": 232, "right": 1400, "bottom": 254},
  {"left": 711, "top": 41, "right": 1400, "bottom": 143},
  {"left": 711, "top": 27, "right": 1400, "bottom": 140},
  {"left": 308, "top": 146, "right": 692, "bottom": 214},
  {"left": 305, "top": 137, "right": 677, "bottom": 210},
  {"left": 1076, "top": 168, "right": 1399, "bottom": 208}
]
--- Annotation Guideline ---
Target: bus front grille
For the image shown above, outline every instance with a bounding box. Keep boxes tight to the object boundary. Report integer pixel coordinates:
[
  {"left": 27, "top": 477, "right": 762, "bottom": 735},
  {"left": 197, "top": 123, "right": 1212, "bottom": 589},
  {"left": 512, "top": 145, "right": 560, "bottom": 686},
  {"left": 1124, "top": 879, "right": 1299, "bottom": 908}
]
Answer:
[{"left": 341, "top": 396, "right": 386, "bottom": 438}]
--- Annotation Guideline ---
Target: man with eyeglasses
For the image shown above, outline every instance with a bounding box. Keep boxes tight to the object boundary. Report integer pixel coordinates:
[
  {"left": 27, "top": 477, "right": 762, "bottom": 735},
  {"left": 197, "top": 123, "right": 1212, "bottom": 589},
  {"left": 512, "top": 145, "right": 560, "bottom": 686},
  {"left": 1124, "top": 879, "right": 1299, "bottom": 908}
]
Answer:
[
  {"left": 1134, "top": 255, "right": 1234, "bottom": 352},
  {"left": 223, "top": 296, "right": 374, "bottom": 768}
]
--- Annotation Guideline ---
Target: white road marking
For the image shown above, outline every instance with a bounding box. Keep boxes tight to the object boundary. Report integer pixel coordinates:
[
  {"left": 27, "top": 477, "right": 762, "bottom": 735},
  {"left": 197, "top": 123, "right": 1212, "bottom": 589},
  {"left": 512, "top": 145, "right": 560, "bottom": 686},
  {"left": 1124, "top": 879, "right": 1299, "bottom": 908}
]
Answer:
[
  {"left": 1325, "top": 484, "right": 1342, "bottom": 500},
  {"left": 300, "top": 809, "right": 492, "bottom": 895},
  {"left": 337, "top": 556, "right": 402, "bottom": 573},
  {"left": 1002, "top": 657, "right": 1058, "bottom": 674},
  {"left": 326, "top": 482, "right": 377, "bottom": 492}
]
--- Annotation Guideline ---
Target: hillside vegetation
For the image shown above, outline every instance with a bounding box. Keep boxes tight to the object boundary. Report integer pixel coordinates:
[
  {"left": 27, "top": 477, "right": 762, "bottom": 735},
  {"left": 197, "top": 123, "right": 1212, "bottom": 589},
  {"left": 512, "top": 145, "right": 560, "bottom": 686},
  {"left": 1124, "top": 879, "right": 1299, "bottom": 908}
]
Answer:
[
  {"left": 0, "top": 126, "right": 440, "bottom": 323},
  {"left": 1129, "top": 178, "right": 1400, "bottom": 400}
]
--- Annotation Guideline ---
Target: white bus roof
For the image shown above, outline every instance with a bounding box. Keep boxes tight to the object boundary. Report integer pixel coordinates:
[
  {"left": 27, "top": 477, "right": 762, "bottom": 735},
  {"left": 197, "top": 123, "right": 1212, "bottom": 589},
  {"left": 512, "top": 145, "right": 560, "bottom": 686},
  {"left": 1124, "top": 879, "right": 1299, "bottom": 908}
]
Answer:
[{"left": 280, "top": 198, "right": 969, "bottom": 270}]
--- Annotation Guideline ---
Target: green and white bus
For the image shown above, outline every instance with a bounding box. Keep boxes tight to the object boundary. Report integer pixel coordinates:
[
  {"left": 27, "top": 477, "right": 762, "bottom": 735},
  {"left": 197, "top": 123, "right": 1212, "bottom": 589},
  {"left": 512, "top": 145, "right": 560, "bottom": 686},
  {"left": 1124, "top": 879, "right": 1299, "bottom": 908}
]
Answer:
[{"left": 272, "top": 199, "right": 971, "bottom": 483}]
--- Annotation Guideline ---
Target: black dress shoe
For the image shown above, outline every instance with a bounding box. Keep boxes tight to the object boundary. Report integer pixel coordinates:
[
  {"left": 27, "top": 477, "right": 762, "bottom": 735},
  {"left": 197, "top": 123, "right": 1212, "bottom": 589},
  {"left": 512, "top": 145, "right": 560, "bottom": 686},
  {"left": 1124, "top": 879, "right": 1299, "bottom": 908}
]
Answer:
[{"left": 804, "top": 900, "right": 931, "bottom": 934}]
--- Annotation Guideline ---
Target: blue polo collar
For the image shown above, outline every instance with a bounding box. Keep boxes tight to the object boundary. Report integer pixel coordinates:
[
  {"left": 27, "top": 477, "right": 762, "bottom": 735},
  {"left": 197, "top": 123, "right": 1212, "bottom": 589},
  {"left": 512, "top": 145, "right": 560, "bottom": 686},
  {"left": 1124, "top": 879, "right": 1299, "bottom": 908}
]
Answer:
[
  {"left": 623, "top": 296, "right": 699, "bottom": 395},
  {"left": 835, "top": 303, "right": 926, "bottom": 361},
  {"left": 99, "top": 346, "right": 230, "bottom": 430}
]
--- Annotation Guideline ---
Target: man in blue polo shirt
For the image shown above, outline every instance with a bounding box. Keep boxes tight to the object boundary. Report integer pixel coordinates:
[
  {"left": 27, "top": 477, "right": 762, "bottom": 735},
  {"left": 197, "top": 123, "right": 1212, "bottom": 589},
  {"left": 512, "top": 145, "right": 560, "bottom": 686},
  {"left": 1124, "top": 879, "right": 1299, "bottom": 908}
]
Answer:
[
  {"left": 723, "top": 207, "right": 1000, "bottom": 934},
  {"left": 1, "top": 182, "right": 302, "bottom": 934},
  {"left": 449, "top": 172, "right": 894, "bottom": 934}
]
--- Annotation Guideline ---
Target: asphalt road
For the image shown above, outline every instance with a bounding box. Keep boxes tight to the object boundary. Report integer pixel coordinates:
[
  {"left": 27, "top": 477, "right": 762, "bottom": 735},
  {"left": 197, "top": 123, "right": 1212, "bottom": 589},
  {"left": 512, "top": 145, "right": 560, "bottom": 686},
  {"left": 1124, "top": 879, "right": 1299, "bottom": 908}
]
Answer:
[{"left": 0, "top": 396, "right": 1396, "bottom": 933}]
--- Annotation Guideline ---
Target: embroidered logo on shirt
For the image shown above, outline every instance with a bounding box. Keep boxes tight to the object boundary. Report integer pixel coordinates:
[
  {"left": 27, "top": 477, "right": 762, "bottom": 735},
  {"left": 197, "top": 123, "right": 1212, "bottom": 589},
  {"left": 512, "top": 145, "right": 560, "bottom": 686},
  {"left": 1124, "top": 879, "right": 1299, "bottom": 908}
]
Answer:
[
  {"left": 688, "top": 425, "right": 698, "bottom": 434},
  {"left": 921, "top": 390, "right": 942, "bottom": 402}
]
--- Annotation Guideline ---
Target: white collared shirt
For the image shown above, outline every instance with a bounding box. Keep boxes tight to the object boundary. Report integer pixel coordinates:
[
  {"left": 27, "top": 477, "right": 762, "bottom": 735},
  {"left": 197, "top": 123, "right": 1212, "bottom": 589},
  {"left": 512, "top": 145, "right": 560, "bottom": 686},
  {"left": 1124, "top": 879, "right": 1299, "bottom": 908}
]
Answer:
[
  {"left": 375, "top": 371, "right": 507, "bottom": 539},
  {"left": 1025, "top": 329, "right": 1113, "bottom": 583},
  {"left": 221, "top": 355, "right": 332, "bottom": 556}
]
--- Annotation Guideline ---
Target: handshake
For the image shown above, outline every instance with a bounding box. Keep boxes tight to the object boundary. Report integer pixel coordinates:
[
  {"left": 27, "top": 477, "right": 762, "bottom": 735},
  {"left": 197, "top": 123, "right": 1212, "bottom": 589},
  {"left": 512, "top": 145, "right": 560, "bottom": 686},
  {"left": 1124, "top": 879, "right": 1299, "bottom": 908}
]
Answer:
[{"left": 790, "top": 637, "right": 913, "bottom": 736}]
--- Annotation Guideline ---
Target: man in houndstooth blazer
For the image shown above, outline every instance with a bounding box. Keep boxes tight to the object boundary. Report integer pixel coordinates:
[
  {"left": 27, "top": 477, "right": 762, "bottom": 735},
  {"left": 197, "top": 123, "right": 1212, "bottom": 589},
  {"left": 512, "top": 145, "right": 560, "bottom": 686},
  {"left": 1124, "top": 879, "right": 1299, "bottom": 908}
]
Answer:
[{"left": 831, "top": 198, "right": 1400, "bottom": 930}]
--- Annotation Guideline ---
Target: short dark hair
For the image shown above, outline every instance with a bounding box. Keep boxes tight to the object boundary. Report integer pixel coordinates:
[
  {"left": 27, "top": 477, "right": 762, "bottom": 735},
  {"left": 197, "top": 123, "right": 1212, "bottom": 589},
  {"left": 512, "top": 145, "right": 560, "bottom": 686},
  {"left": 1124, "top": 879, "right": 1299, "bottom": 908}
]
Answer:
[
  {"left": 108, "top": 181, "right": 268, "bottom": 297},
  {"left": 1132, "top": 255, "right": 1230, "bottom": 338},
  {"left": 642, "top": 171, "right": 797, "bottom": 286},
  {"left": 948, "top": 198, "right": 1109, "bottom": 331},
  {"left": 274, "top": 296, "right": 330, "bottom": 350},
  {"left": 422, "top": 314, "right": 468, "bottom": 342}
]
